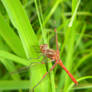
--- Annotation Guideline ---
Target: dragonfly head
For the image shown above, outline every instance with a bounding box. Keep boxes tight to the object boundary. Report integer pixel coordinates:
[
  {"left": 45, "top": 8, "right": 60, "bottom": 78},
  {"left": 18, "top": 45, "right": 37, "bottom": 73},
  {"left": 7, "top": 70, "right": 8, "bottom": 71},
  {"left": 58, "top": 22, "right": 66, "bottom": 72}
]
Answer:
[{"left": 40, "top": 44, "right": 48, "bottom": 53}]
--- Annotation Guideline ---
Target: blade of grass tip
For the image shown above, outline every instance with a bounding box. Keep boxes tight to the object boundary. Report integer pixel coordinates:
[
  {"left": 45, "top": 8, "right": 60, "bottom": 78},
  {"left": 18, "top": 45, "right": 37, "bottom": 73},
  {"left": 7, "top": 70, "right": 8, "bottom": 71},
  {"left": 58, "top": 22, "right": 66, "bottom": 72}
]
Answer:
[
  {"left": 1, "top": 0, "right": 48, "bottom": 91},
  {"left": 68, "top": 76, "right": 92, "bottom": 90},
  {"left": 71, "top": 83, "right": 92, "bottom": 90},
  {"left": 0, "top": 12, "right": 26, "bottom": 57},
  {"left": 68, "top": 0, "right": 81, "bottom": 27}
]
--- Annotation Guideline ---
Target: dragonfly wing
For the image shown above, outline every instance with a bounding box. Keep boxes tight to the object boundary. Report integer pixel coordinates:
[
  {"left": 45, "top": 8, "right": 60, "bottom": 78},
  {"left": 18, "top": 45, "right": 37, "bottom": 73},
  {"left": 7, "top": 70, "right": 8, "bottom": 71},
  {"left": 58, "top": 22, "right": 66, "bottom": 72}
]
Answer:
[
  {"left": 10, "top": 62, "right": 42, "bottom": 74},
  {"left": 31, "top": 45, "right": 41, "bottom": 53}
]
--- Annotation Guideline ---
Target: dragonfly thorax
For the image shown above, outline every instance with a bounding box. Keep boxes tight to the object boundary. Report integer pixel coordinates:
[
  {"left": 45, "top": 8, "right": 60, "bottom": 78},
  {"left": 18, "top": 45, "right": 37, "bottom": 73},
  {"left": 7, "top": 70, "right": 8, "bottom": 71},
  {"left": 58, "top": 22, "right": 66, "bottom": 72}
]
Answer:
[{"left": 40, "top": 44, "right": 56, "bottom": 60}]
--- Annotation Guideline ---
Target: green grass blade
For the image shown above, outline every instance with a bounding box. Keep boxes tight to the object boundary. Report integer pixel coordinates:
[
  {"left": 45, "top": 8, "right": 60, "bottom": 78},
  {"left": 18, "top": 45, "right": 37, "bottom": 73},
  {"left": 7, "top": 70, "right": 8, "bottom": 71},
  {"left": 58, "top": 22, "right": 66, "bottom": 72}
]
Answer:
[
  {"left": 73, "top": 52, "right": 92, "bottom": 72},
  {"left": 43, "top": 0, "right": 63, "bottom": 27},
  {"left": 1, "top": 0, "right": 49, "bottom": 91},
  {"left": 0, "top": 80, "right": 30, "bottom": 90},
  {"left": 0, "top": 50, "right": 29, "bottom": 65},
  {"left": 64, "top": 0, "right": 81, "bottom": 91},
  {"left": 34, "top": 0, "right": 46, "bottom": 43},
  {"left": 0, "top": 39, "right": 20, "bottom": 80},
  {"left": 0, "top": 13, "right": 25, "bottom": 57},
  {"left": 0, "top": 0, "right": 91, "bottom": 92},
  {"left": 68, "top": 0, "right": 81, "bottom": 27},
  {"left": 0, "top": 58, "right": 20, "bottom": 80},
  {"left": 1, "top": 0, "right": 38, "bottom": 57}
]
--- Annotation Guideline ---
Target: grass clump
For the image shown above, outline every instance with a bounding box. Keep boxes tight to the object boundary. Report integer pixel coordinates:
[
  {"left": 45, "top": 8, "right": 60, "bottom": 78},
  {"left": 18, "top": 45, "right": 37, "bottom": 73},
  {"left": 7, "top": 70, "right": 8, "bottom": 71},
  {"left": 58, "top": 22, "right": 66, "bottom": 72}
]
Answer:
[{"left": 0, "top": 0, "right": 92, "bottom": 92}]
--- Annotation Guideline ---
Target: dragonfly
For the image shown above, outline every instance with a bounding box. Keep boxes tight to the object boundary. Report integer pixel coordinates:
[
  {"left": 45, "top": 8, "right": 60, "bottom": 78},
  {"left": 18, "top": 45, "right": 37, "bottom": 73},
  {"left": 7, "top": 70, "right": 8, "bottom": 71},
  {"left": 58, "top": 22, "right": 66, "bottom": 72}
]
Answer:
[
  {"left": 31, "top": 29, "right": 78, "bottom": 91},
  {"left": 11, "top": 29, "right": 78, "bottom": 91}
]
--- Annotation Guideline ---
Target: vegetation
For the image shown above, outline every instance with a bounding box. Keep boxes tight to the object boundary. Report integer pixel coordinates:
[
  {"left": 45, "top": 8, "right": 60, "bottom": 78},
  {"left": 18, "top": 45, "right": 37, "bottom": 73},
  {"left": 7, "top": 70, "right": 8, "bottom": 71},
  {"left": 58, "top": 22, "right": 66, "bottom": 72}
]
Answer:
[{"left": 0, "top": 0, "right": 92, "bottom": 92}]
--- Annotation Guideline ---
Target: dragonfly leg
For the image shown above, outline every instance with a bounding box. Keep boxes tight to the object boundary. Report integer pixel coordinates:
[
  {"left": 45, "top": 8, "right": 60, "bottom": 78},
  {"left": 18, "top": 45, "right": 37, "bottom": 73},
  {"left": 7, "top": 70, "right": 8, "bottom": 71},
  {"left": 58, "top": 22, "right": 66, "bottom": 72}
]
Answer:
[
  {"left": 40, "top": 56, "right": 55, "bottom": 64},
  {"left": 31, "top": 62, "right": 58, "bottom": 91},
  {"left": 42, "top": 62, "right": 57, "bottom": 78}
]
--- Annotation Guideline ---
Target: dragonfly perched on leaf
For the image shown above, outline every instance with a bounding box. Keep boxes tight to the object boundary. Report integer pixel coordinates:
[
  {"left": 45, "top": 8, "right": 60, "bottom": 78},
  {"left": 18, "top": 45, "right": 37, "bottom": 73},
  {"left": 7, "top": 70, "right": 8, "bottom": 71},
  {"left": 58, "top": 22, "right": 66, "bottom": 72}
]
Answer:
[{"left": 11, "top": 29, "right": 78, "bottom": 91}]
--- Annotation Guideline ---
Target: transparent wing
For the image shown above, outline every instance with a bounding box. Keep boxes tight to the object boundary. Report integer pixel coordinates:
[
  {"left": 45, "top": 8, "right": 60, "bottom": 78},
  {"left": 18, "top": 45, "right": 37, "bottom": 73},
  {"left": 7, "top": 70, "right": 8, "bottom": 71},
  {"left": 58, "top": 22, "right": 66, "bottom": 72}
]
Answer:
[
  {"left": 10, "top": 62, "right": 42, "bottom": 74},
  {"left": 10, "top": 45, "right": 55, "bottom": 74},
  {"left": 10, "top": 58, "right": 55, "bottom": 74},
  {"left": 31, "top": 45, "right": 41, "bottom": 53},
  {"left": 10, "top": 45, "right": 42, "bottom": 74}
]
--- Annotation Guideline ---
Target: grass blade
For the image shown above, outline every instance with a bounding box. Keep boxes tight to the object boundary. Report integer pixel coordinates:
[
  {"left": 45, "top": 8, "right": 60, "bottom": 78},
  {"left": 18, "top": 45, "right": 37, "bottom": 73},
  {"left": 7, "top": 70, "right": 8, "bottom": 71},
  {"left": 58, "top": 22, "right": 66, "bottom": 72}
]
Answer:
[{"left": 1, "top": 0, "right": 49, "bottom": 91}]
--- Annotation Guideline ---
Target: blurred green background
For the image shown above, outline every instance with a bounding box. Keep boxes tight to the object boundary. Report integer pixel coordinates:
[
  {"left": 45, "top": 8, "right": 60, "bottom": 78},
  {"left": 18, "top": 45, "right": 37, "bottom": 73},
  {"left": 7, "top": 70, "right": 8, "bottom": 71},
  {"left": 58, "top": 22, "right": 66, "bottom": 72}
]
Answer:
[{"left": 0, "top": 0, "right": 92, "bottom": 92}]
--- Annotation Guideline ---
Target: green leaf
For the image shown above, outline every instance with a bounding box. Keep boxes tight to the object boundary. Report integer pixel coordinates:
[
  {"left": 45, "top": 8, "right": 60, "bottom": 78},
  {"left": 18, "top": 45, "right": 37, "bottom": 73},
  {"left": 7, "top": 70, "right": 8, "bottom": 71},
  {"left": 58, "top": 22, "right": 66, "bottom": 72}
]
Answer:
[
  {"left": 0, "top": 80, "right": 30, "bottom": 90},
  {"left": 1, "top": 0, "right": 49, "bottom": 91},
  {"left": 0, "top": 13, "right": 25, "bottom": 57}
]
